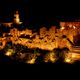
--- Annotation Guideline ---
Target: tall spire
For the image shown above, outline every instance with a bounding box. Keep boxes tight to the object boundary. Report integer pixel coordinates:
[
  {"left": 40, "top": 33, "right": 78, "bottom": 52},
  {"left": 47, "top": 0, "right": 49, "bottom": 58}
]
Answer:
[{"left": 13, "top": 11, "right": 22, "bottom": 24}]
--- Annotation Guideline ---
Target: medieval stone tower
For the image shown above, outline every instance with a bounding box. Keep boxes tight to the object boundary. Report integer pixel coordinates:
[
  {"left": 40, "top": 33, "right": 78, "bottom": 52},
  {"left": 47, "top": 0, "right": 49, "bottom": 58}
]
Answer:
[{"left": 13, "top": 11, "right": 22, "bottom": 24}]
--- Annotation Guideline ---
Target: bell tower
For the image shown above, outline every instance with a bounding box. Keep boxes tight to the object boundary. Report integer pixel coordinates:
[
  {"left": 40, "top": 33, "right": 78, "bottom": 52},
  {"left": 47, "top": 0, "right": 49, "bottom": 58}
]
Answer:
[{"left": 13, "top": 11, "right": 22, "bottom": 24}]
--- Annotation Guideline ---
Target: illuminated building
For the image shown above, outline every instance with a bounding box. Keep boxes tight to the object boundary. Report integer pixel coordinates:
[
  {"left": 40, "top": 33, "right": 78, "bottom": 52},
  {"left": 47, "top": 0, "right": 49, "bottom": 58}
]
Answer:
[
  {"left": 13, "top": 11, "right": 22, "bottom": 24},
  {"left": 0, "top": 11, "right": 22, "bottom": 27},
  {"left": 0, "top": 11, "right": 80, "bottom": 64}
]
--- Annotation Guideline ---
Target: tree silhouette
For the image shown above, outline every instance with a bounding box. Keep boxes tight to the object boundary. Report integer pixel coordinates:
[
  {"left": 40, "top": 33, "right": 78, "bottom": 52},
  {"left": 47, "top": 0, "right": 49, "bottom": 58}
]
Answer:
[{"left": 53, "top": 48, "right": 62, "bottom": 57}]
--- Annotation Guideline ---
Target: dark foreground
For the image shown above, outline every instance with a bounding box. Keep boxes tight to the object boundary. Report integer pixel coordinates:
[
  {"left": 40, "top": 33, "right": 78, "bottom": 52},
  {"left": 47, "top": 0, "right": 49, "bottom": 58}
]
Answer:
[{"left": 0, "top": 53, "right": 80, "bottom": 73}]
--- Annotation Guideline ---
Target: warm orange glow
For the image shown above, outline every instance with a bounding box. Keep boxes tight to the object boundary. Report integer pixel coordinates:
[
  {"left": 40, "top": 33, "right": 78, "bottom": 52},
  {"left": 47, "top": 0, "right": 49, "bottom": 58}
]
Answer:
[
  {"left": 49, "top": 53, "right": 57, "bottom": 63},
  {"left": 1, "top": 11, "right": 80, "bottom": 64},
  {"left": 44, "top": 52, "right": 57, "bottom": 63},
  {"left": 73, "top": 26, "right": 76, "bottom": 29},
  {"left": 6, "top": 51, "right": 12, "bottom": 56},
  {"left": 2, "top": 23, "right": 12, "bottom": 27},
  {"left": 19, "top": 53, "right": 26, "bottom": 59},
  {"left": 0, "top": 20, "right": 80, "bottom": 64},
  {"left": 0, "top": 38, "right": 6, "bottom": 49},
  {"left": 71, "top": 53, "right": 80, "bottom": 61},
  {"left": 65, "top": 58, "right": 72, "bottom": 63},
  {"left": 0, "top": 25, "right": 78, "bottom": 51},
  {"left": 27, "top": 58, "right": 36, "bottom": 64},
  {"left": 61, "top": 27, "right": 65, "bottom": 30},
  {"left": 64, "top": 52, "right": 80, "bottom": 63},
  {"left": 14, "top": 11, "right": 22, "bottom": 24},
  {"left": 69, "top": 24, "right": 72, "bottom": 28},
  {"left": 5, "top": 49, "right": 14, "bottom": 56},
  {"left": 25, "top": 53, "right": 39, "bottom": 64}
]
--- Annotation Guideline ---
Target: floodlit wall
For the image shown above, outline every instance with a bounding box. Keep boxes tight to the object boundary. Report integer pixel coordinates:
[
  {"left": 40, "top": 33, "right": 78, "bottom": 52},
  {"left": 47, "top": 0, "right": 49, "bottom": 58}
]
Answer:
[{"left": 0, "top": 22, "right": 80, "bottom": 51}]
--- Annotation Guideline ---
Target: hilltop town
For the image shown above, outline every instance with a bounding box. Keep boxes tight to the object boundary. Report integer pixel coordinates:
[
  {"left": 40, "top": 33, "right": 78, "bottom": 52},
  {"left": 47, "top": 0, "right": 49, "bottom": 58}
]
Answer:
[
  {"left": 0, "top": 11, "right": 80, "bottom": 50},
  {"left": 0, "top": 11, "right": 80, "bottom": 64}
]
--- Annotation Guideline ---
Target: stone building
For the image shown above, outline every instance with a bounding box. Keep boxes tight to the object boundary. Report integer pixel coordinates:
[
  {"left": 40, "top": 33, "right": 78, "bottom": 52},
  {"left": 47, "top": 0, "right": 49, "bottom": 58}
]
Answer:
[{"left": 60, "top": 22, "right": 80, "bottom": 46}]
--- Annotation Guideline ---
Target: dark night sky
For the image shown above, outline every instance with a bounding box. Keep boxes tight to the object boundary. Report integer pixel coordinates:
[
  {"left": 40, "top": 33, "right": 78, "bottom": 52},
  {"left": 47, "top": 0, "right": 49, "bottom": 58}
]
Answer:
[{"left": 0, "top": 0, "right": 80, "bottom": 26}]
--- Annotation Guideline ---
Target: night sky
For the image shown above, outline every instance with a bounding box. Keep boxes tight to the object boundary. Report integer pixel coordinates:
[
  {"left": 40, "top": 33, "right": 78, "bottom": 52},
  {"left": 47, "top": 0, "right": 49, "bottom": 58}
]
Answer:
[{"left": 0, "top": 0, "right": 80, "bottom": 26}]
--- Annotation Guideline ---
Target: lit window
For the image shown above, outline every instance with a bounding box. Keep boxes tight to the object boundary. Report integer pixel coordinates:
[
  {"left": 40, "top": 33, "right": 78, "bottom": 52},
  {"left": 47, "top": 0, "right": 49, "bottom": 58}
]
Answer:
[
  {"left": 73, "top": 26, "right": 76, "bottom": 29},
  {"left": 61, "top": 27, "right": 65, "bottom": 30}
]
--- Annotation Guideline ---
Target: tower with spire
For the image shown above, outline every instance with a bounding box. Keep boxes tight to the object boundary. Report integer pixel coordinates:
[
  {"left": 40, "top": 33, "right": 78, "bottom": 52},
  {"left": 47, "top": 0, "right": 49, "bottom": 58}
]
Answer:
[{"left": 13, "top": 11, "right": 22, "bottom": 24}]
